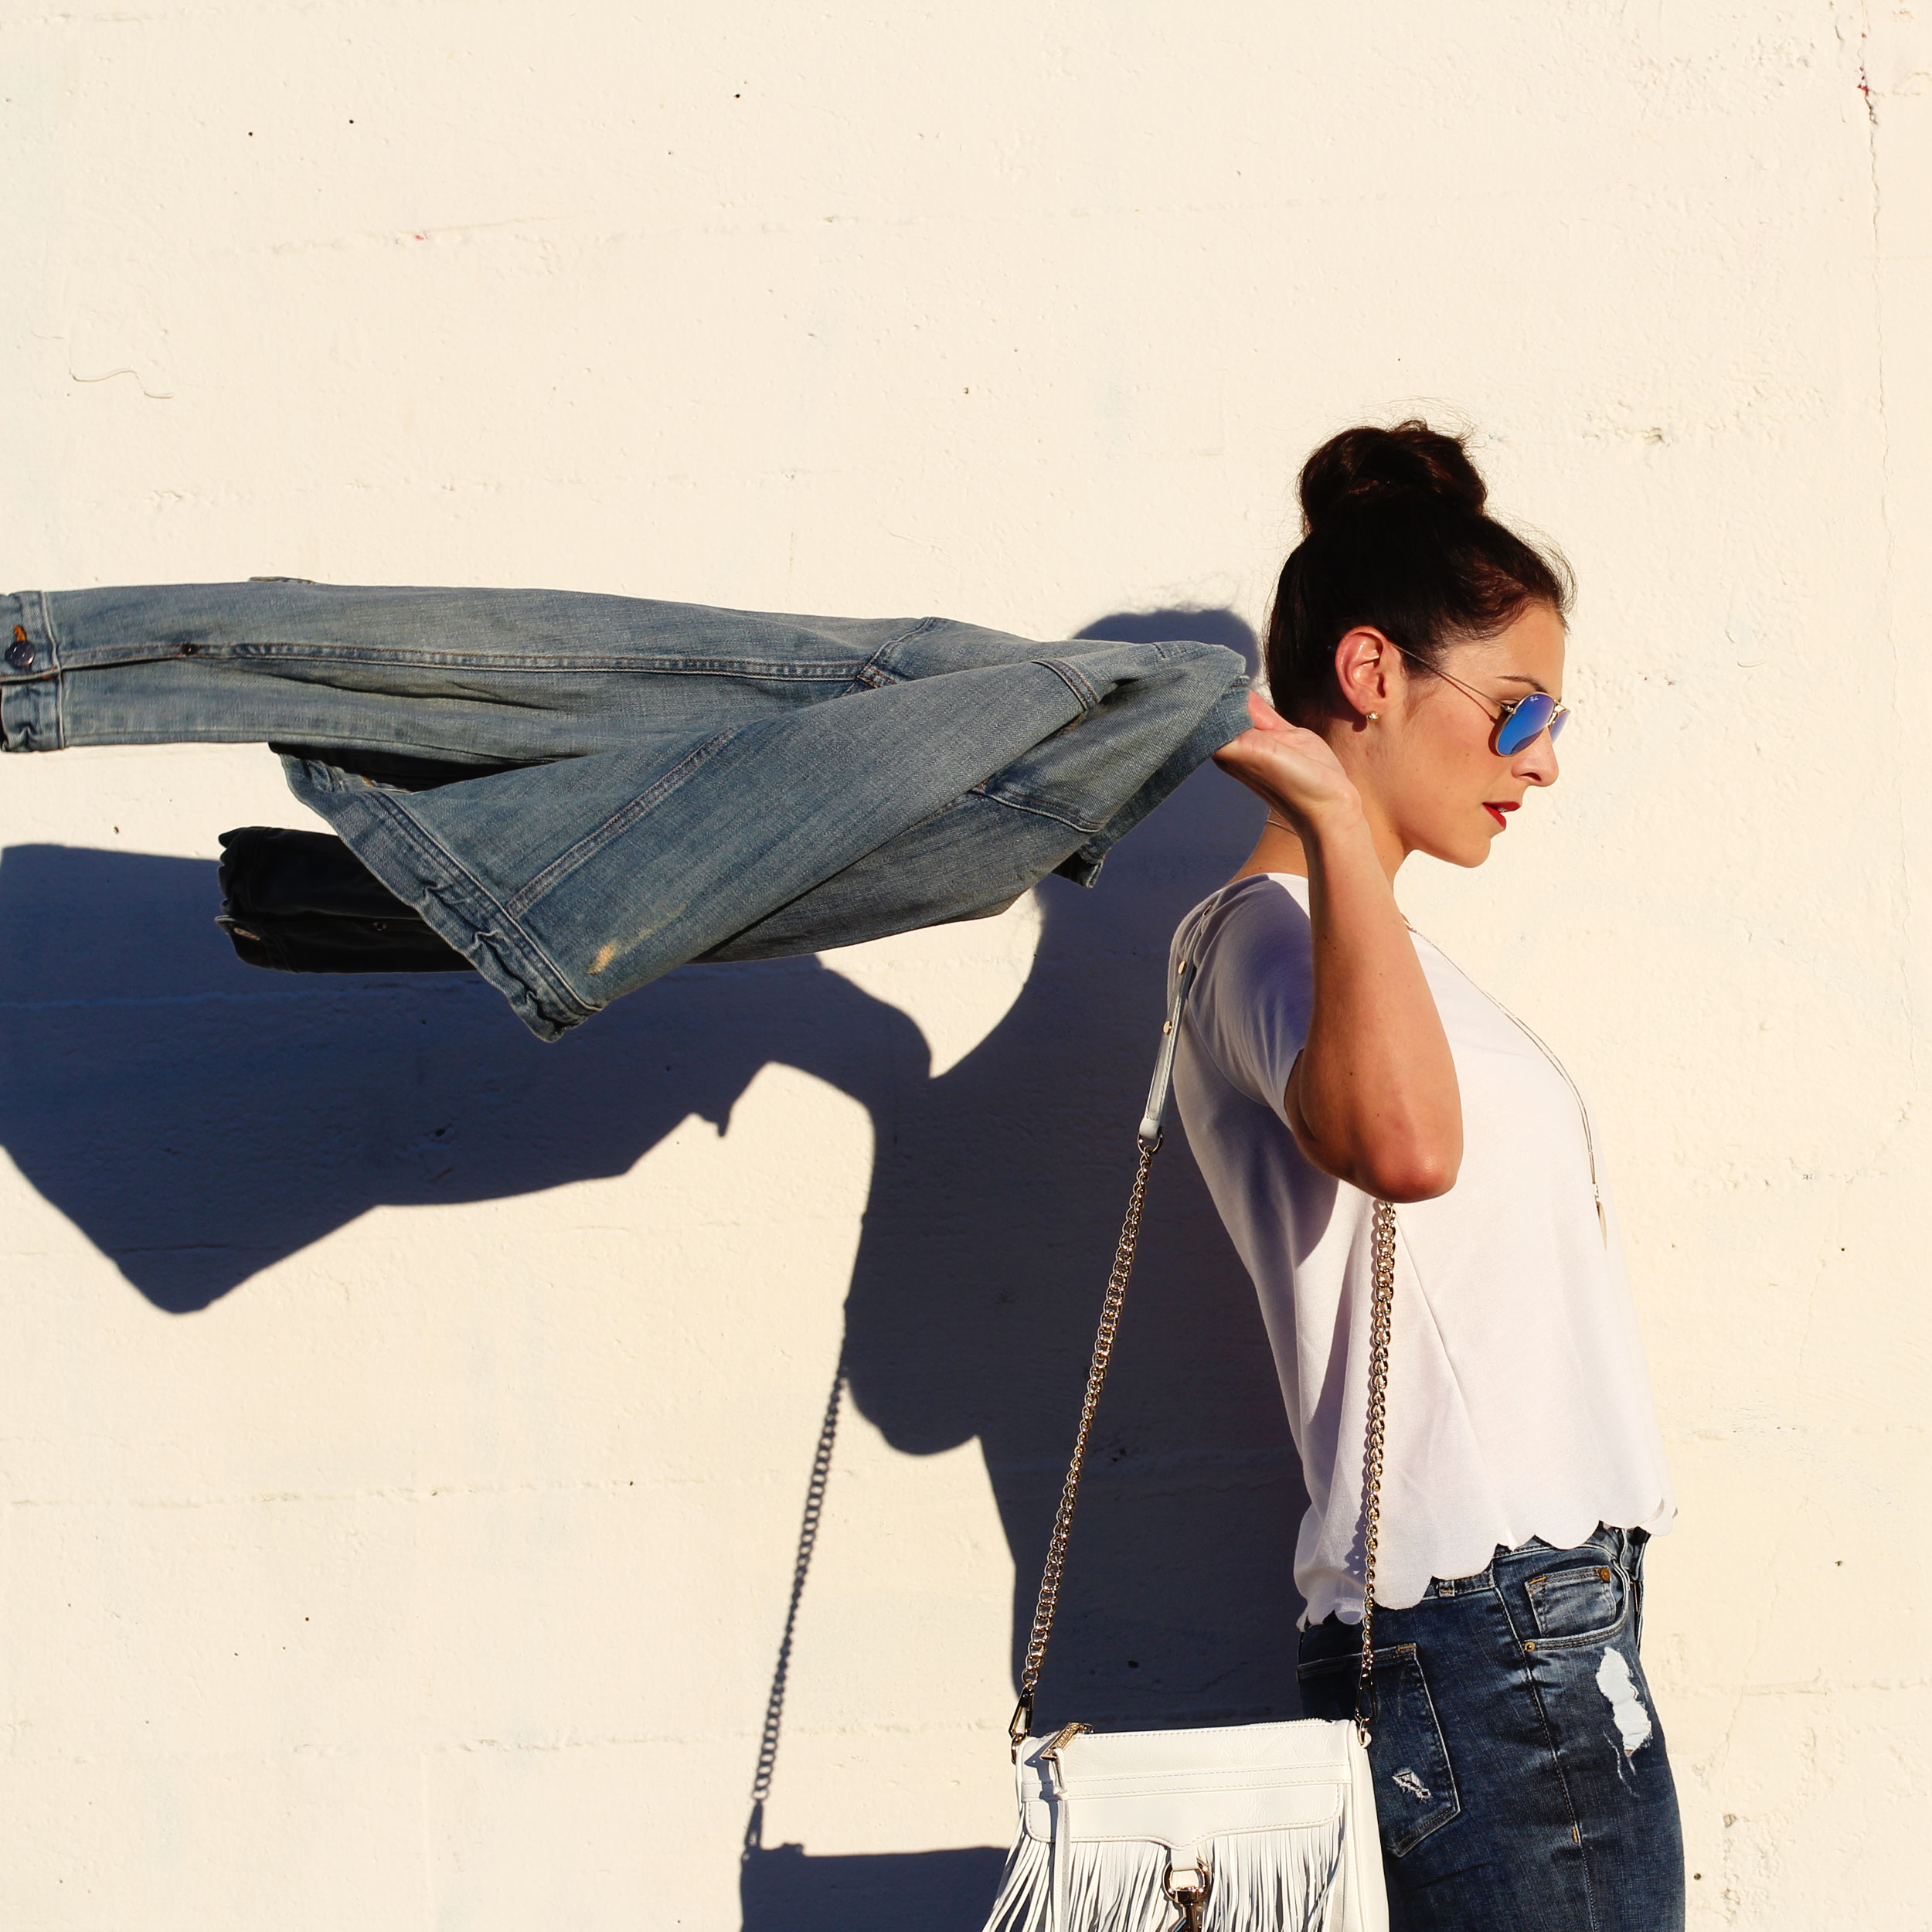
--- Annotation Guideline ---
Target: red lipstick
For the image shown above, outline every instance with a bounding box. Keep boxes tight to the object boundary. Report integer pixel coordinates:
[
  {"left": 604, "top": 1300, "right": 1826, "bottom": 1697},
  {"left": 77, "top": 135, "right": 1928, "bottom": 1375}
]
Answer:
[{"left": 1484, "top": 803, "right": 1516, "bottom": 829}]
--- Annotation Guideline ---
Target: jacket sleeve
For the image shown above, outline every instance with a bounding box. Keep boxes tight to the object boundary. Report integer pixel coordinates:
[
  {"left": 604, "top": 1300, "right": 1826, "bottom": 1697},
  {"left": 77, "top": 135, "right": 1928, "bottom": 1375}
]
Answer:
[{"left": 278, "top": 634, "right": 1249, "bottom": 1038}]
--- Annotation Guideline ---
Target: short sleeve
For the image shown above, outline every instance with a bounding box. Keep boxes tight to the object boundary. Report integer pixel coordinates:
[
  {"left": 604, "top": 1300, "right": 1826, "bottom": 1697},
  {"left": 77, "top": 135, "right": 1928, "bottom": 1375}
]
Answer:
[{"left": 1181, "top": 878, "right": 1315, "bottom": 1128}]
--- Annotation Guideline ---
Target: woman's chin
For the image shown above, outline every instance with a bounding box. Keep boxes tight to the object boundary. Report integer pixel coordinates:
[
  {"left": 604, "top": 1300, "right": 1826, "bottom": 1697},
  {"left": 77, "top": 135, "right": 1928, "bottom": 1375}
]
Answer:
[{"left": 1415, "top": 831, "right": 1494, "bottom": 870}]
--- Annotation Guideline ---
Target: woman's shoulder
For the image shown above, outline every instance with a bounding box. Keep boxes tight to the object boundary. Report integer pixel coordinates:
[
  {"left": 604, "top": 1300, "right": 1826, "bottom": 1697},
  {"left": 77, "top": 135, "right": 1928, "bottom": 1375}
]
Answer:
[
  {"left": 1172, "top": 872, "right": 1314, "bottom": 988},
  {"left": 1175, "top": 871, "right": 1311, "bottom": 950},
  {"left": 1171, "top": 873, "right": 1317, "bottom": 1097}
]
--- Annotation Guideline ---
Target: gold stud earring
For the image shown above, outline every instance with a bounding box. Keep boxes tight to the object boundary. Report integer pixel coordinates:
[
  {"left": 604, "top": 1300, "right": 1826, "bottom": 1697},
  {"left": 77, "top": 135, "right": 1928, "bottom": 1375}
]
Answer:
[{"left": 1366, "top": 711, "right": 1379, "bottom": 723}]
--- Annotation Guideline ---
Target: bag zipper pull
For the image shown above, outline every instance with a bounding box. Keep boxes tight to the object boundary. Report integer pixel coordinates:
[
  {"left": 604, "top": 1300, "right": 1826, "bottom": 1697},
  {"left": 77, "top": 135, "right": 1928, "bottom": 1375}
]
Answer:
[{"left": 1039, "top": 1721, "right": 1090, "bottom": 1764}]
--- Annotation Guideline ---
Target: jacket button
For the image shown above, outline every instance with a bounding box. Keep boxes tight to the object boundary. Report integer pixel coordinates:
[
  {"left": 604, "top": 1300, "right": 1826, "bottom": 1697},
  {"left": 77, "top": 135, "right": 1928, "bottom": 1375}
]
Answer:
[{"left": 5, "top": 638, "right": 33, "bottom": 670}]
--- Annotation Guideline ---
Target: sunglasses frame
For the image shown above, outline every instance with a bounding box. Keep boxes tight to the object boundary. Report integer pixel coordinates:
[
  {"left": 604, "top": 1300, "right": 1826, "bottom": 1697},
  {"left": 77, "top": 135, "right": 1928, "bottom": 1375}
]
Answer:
[{"left": 1387, "top": 641, "right": 1568, "bottom": 755}]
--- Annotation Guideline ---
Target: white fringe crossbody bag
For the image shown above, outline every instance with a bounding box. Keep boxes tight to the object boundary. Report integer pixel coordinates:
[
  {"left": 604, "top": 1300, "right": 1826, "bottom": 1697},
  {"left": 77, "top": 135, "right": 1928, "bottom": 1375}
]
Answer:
[{"left": 981, "top": 958, "right": 1393, "bottom": 1932}]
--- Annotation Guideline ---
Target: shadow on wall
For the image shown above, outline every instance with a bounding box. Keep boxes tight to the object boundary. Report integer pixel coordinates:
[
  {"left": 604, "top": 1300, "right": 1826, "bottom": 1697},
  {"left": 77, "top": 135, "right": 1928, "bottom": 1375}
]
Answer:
[
  {"left": 0, "top": 609, "right": 1308, "bottom": 1932},
  {"left": 740, "top": 1843, "right": 1009, "bottom": 1932}
]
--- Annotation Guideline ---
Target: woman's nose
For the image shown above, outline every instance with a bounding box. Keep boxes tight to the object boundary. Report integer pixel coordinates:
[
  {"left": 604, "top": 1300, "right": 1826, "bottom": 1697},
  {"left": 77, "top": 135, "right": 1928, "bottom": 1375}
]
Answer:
[{"left": 1515, "top": 735, "right": 1560, "bottom": 786}]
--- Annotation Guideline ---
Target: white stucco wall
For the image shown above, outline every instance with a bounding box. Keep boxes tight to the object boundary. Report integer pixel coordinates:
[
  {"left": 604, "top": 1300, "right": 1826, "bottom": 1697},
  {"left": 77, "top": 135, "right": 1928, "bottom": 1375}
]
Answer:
[{"left": 3, "top": 4, "right": 1929, "bottom": 1926}]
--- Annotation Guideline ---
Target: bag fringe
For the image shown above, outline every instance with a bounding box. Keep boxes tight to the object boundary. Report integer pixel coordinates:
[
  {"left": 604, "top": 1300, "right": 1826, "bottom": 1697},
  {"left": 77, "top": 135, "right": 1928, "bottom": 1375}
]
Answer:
[
  {"left": 979, "top": 1820, "right": 1347, "bottom": 1932},
  {"left": 1202, "top": 1820, "right": 1346, "bottom": 1932},
  {"left": 981, "top": 1832, "right": 1056, "bottom": 1932}
]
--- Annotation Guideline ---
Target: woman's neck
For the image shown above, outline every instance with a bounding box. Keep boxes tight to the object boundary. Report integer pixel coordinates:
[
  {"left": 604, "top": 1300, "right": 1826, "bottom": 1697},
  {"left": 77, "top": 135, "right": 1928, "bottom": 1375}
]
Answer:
[
  {"left": 1230, "top": 809, "right": 1408, "bottom": 886},
  {"left": 1231, "top": 815, "right": 1311, "bottom": 881}
]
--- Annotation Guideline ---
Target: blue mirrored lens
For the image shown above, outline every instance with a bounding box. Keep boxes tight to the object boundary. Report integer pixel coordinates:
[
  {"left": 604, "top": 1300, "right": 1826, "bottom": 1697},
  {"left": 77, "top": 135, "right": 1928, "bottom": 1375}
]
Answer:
[{"left": 1496, "top": 694, "right": 1557, "bottom": 754}]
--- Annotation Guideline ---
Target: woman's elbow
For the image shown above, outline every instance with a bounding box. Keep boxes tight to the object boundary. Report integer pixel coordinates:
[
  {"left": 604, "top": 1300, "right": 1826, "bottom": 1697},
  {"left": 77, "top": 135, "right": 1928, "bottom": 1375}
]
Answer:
[
  {"left": 1295, "top": 1138, "right": 1461, "bottom": 1202},
  {"left": 1369, "top": 1153, "right": 1460, "bottom": 1204},
  {"left": 1356, "top": 1134, "right": 1461, "bottom": 1203},
  {"left": 1287, "top": 1091, "right": 1462, "bottom": 1202}
]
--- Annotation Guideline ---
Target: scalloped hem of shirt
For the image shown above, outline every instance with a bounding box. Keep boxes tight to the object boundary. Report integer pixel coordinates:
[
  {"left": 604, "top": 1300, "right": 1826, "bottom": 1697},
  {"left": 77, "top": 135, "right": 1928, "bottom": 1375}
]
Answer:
[{"left": 1301, "top": 1498, "right": 1679, "bottom": 1628}]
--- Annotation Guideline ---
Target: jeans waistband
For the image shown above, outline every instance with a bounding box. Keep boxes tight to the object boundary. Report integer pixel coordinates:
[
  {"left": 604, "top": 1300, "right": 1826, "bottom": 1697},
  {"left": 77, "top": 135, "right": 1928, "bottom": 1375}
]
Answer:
[{"left": 1419, "top": 1522, "right": 1645, "bottom": 1601}]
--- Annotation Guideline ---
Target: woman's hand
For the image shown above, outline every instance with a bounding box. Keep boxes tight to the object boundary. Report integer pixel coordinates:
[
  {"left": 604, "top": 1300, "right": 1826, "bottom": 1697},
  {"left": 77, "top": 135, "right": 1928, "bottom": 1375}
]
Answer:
[{"left": 1212, "top": 691, "right": 1361, "bottom": 836}]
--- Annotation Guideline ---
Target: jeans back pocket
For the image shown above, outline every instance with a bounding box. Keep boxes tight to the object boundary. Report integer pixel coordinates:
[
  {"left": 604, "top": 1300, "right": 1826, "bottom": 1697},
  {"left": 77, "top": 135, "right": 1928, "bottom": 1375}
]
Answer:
[{"left": 1296, "top": 1643, "right": 1460, "bottom": 1857}]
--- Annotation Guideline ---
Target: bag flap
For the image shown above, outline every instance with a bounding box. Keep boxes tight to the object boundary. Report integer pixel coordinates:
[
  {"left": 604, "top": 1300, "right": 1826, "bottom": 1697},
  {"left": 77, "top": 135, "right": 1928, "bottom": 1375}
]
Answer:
[{"left": 1017, "top": 1718, "right": 1359, "bottom": 1851}]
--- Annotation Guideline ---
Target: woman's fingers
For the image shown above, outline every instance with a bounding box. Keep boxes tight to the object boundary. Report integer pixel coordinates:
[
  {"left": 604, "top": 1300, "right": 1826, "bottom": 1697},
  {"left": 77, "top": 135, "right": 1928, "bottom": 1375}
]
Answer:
[
  {"left": 1213, "top": 713, "right": 1359, "bottom": 826},
  {"left": 1245, "top": 689, "right": 1291, "bottom": 732}
]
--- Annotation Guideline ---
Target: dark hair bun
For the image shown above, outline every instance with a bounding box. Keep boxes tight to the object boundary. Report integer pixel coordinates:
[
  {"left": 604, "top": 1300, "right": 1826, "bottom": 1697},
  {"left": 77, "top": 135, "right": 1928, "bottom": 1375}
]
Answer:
[{"left": 1299, "top": 420, "right": 1488, "bottom": 530}]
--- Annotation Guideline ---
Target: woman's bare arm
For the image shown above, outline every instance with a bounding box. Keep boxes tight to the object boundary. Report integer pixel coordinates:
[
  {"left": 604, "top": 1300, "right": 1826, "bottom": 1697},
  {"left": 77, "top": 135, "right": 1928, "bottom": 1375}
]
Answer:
[{"left": 1213, "top": 694, "right": 1461, "bottom": 1202}]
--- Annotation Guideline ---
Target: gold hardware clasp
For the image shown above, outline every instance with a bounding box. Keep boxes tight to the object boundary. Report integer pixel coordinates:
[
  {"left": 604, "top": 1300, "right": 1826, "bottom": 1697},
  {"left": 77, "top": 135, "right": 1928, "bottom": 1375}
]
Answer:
[
  {"left": 1007, "top": 1693, "right": 1034, "bottom": 1759},
  {"left": 1165, "top": 1860, "right": 1211, "bottom": 1932}
]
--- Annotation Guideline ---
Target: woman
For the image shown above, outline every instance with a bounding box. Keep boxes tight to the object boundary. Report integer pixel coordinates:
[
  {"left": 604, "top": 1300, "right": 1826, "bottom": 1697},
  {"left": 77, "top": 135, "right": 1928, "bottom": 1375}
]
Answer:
[{"left": 1172, "top": 423, "right": 1680, "bottom": 1930}]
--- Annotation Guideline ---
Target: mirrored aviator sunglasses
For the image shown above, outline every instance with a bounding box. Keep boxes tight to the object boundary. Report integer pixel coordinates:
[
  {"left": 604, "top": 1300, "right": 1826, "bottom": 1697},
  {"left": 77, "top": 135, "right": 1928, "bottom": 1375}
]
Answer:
[{"left": 1495, "top": 691, "right": 1568, "bottom": 756}]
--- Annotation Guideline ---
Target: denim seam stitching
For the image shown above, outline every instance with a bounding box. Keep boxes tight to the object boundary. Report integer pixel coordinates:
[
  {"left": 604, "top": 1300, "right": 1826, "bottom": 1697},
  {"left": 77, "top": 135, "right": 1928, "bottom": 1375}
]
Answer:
[
  {"left": 879, "top": 613, "right": 940, "bottom": 651},
  {"left": 502, "top": 726, "right": 739, "bottom": 920},
  {"left": 1495, "top": 1577, "right": 1602, "bottom": 1930},
  {"left": 47, "top": 643, "right": 872, "bottom": 679},
  {"left": 33, "top": 589, "right": 60, "bottom": 659},
  {"left": 1296, "top": 1643, "right": 1461, "bottom": 1857},
  {"left": 38, "top": 590, "right": 63, "bottom": 749},
  {"left": 274, "top": 736, "right": 556, "bottom": 771},
  {"left": 1523, "top": 1604, "right": 1632, "bottom": 1653},
  {"left": 852, "top": 619, "right": 934, "bottom": 687},
  {"left": 1525, "top": 1565, "right": 1632, "bottom": 1652},
  {"left": 66, "top": 730, "right": 529, "bottom": 761},
  {"left": 361, "top": 791, "right": 590, "bottom": 1024},
  {"left": 298, "top": 749, "right": 546, "bottom": 781},
  {"left": 1034, "top": 656, "right": 1101, "bottom": 710},
  {"left": 966, "top": 783, "right": 1108, "bottom": 838},
  {"left": 1383, "top": 1650, "right": 1462, "bottom": 1858}
]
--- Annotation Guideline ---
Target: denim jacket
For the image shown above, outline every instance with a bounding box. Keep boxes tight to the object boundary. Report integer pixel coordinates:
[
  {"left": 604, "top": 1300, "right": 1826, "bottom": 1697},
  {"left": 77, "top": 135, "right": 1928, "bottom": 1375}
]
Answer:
[{"left": 2, "top": 583, "right": 1250, "bottom": 1038}]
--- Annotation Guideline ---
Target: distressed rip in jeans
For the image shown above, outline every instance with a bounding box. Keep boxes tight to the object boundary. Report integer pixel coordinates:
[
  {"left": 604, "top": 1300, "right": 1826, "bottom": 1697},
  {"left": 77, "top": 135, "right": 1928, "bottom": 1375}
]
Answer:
[{"left": 1297, "top": 1526, "right": 1685, "bottom": 1932}]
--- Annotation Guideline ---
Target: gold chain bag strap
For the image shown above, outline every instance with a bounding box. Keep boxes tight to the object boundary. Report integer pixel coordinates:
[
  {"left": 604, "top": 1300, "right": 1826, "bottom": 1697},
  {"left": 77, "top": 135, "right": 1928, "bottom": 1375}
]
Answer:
[{"left": 983, "top": 959, "right": 1394, "bottom": 1932}]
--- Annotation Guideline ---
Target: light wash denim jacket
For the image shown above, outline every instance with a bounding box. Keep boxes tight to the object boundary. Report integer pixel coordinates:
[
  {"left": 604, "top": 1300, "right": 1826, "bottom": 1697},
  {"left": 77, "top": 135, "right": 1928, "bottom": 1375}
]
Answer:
[{"left": 2, "top": 582, "right": 1250, "bottom": 1038}]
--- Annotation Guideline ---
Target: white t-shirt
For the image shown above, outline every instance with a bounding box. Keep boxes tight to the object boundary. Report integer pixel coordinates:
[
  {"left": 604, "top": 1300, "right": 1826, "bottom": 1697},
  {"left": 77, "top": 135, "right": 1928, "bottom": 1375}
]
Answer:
[{"left": 1170, "top": 873, "right": 1674, "bottom": 1626}]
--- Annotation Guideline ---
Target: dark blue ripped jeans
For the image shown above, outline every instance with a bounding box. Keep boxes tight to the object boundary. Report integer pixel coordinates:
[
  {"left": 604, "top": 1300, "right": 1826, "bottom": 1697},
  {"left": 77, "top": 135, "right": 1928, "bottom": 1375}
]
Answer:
[{"left": 1298, "top": 1526, "right": 1683, "bottom": 1932}]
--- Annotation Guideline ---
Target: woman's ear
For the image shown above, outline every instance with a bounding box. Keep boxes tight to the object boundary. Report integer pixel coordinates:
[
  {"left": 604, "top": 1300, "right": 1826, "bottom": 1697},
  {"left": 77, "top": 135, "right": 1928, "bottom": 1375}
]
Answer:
[{"left": 1332, "top": 628, "right": 1396, "bottom": 723}]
